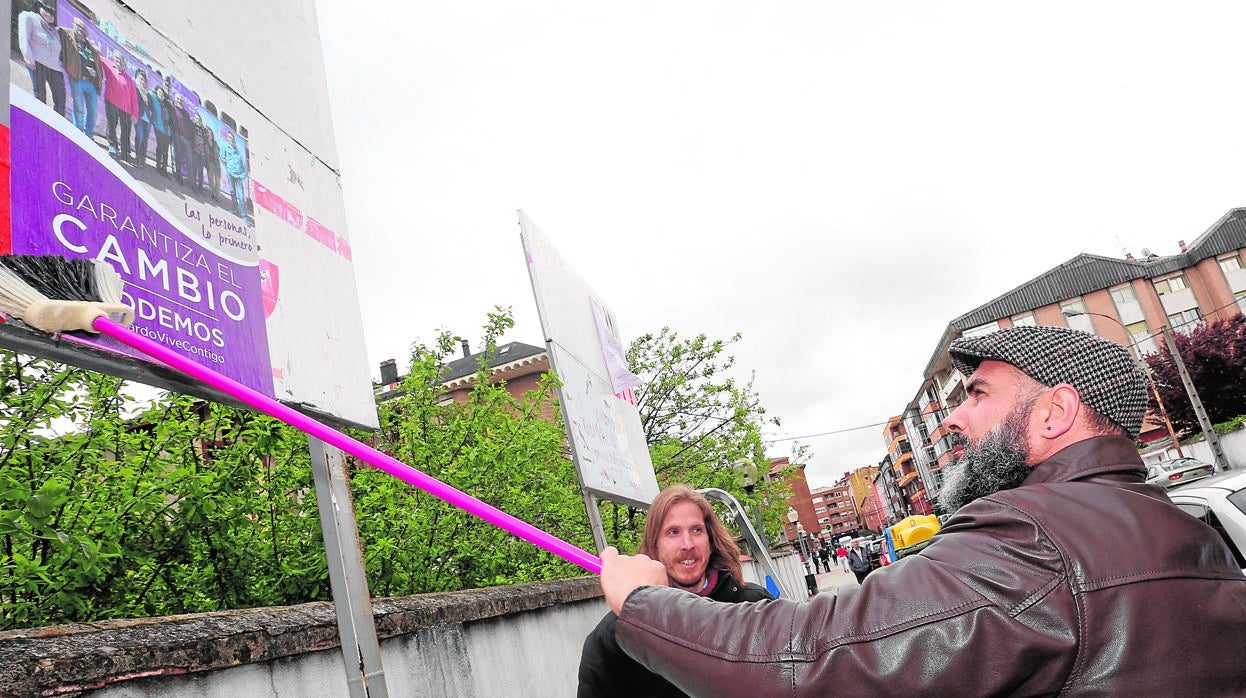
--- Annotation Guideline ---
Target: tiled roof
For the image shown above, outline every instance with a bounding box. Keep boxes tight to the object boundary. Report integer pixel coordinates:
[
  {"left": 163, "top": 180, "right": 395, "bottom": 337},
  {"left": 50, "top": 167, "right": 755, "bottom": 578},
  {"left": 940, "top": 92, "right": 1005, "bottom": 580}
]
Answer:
[
  {"left": 374, "top": 341, "right": 547, "bottom": 400},
  {"left": 921, "top": 207, "right": 1246, "bottom": 381},
  {"left": 953, "top": 208, "right": 1246, "bottom": 331},
  {"left": 441, "top": 342, "right": 546, "bottom": 382}
]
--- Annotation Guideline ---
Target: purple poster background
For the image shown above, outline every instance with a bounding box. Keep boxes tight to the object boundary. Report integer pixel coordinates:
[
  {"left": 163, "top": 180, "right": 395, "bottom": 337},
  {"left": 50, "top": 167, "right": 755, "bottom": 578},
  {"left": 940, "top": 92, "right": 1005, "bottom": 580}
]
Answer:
[{"left": 9, "top": 97, "right": 274, "bottom": 396}]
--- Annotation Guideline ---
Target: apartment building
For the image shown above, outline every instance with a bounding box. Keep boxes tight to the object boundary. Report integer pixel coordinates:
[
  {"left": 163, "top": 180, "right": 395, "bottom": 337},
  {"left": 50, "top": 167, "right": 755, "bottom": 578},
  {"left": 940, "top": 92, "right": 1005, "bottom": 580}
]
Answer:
[
  {"left": 842, "top": 466, "right": 884, "bottom": 532},
  {"left": 818, "top": 481, "right": 861, "bottom": 540},
  {"left": 871, "top": 453, "right": 904, "bottom": 525},
  {"left": 880, "top": 416, "right": 933, "bottom": 519},
  {"left": 810, "top": 486, "right": 833, "bottom": 533},
  {"left": 770, "top": 457, "right": 819, "bottom": 544},
  {"left": 905, "top": 207, "right": 1246, "bottom": 505}
]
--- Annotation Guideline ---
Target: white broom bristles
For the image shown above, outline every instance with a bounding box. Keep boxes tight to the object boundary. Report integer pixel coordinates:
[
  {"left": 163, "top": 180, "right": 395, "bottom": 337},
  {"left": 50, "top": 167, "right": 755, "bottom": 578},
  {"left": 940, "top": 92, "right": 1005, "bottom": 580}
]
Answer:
[
  {"left": 91, "top": 259, "right": 125, "bottom": 305},
  {"left": 0, "top": 262, "right": 45, "bottom": 318}
]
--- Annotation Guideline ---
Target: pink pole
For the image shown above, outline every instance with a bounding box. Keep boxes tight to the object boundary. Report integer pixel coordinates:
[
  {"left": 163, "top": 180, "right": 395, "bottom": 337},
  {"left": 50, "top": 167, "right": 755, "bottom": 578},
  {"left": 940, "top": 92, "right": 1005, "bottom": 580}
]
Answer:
[{"left": 93, "top": 316, "right": 602, "bottom": 575}]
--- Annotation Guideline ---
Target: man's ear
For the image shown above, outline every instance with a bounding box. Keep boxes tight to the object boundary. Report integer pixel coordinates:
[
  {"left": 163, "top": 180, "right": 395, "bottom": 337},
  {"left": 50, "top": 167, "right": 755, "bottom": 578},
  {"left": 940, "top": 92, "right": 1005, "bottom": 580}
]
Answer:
[{"left": 1038, "top": 383, "right": 1081, "bottom": 439}]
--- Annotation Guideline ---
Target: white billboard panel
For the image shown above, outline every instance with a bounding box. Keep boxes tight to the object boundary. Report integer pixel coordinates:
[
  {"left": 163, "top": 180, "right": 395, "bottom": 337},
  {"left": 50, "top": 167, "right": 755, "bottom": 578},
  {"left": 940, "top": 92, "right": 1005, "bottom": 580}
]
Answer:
[
  {"left": 7, "top": 0, "right": 376, "bottom": 428},
  {"left": 519, "top": 211, "right": 659, "bottom": 508}
]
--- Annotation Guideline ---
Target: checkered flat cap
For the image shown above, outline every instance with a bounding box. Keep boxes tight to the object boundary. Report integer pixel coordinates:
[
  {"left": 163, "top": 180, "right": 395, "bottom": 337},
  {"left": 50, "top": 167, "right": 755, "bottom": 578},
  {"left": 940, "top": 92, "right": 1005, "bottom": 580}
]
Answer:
[{"left": 948, "top": 325, "right": 1148, "bottom": 438}]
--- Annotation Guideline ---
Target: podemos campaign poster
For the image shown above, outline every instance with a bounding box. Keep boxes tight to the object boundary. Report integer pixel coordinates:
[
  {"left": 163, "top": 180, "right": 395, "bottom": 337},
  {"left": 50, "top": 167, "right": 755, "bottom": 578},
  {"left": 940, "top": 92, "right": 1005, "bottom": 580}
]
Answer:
[{"left": 8, "top": 0, "right": 272, "bottom": 395}]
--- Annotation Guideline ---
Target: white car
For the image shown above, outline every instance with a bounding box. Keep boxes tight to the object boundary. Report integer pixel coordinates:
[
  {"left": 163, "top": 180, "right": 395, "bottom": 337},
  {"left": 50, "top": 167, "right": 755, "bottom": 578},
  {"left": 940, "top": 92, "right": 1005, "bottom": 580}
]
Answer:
[
  {"left": 1167, "top": 470, "right": 1246, "bottom": 573},
  {"left": 1146, "top": 457, "right": 1216, "bottom": 490}
]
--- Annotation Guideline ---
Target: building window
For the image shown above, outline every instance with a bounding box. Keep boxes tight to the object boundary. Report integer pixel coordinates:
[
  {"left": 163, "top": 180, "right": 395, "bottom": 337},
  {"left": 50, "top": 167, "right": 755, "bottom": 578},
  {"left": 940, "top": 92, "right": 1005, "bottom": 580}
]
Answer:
[
  {"left": 1168, "top": 308, "right": 1201, "bottom": 331},
  {"left": 1061, "top": 299, "right": 1094, "bottom": 333},
  {"left": 1237, "top": 291, "right": 1246, "bottom": 313},
  {"left": 1011, "top": 312, "right": 1037, "bottom": 327},
  {"left": 1154, "top": 275, "right": 1189, "bottom": 295},
  {"left": 1219, "top": 255, "right": 1243, "bottom": 274},
  {"left": 1110, "top": 285, "right": 1137, "bottom": 305},
  {"left": 1126, "top": 320, "right": 1150, "bottom": 344}
]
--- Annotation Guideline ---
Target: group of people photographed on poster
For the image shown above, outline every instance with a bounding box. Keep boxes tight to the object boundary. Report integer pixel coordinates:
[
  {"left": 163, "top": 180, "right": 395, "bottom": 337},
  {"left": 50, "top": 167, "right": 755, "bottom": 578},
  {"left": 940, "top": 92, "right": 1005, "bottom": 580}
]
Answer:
[{"left": 16, "top": 0, "right": 254, "bottom": 226}]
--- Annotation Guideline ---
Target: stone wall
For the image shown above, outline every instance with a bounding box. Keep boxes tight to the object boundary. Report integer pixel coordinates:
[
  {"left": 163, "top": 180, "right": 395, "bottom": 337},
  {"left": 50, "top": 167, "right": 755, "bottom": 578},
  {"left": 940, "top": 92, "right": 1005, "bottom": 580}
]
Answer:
[{"left": 0, "top": 576, "right": 606, "bottom": 697}]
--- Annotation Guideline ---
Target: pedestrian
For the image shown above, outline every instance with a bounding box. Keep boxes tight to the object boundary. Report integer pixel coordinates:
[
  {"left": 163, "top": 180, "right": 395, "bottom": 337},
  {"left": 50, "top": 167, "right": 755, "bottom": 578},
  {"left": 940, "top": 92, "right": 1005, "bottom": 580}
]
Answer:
[
  {"left": 600, "top": 326, "right": 1246, "bottom": 694},
  {"left": 578, "top": 485, "right": 772, "bottom": 697},
  {"left": 847, "top": 539, "right": 871, "bottom": 585},
  {"left": 835, "top": 542, "right": 848, "bottom": 572}
]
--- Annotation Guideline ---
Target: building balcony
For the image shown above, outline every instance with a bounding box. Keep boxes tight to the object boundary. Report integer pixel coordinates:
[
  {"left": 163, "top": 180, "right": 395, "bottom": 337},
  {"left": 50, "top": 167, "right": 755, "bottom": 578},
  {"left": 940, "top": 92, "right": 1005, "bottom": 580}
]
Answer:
[
  {"left": 891, "top": 452, "right": 913, "bottom": 478},
  {"left": 888, "top": 432, "right": 909, "bottom": 454}
]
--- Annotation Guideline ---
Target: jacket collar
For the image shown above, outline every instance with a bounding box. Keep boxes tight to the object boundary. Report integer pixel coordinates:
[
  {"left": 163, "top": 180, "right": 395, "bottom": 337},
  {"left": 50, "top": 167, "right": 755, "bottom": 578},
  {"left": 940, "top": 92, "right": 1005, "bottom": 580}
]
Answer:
[{"left": 1021, "top": 435, "right": 1145, "bottom": 486}]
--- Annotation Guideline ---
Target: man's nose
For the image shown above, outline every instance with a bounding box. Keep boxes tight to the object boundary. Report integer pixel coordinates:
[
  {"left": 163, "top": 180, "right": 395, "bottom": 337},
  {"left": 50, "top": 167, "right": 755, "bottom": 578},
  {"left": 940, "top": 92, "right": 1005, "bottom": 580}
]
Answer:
[{"left": 943, "top": 404, "right": 965, "bottom": 434}]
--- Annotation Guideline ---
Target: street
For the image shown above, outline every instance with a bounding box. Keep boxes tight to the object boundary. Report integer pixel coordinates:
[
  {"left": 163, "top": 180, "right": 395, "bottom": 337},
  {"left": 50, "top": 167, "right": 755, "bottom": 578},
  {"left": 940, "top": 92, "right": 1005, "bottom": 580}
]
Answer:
[{"left": 813, "top": 568, "right": 861, "bottom": 597}]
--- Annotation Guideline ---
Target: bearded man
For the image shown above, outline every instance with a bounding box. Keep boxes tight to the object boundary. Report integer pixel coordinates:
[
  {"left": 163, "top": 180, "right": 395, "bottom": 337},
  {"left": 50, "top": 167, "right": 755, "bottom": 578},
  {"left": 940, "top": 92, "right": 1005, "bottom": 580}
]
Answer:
[
  {"left": 578, "top": 485, "right": 772, "bottom": 697},
  {"left": 600, "top": 326, "right": 1246, "bottom": 696}
]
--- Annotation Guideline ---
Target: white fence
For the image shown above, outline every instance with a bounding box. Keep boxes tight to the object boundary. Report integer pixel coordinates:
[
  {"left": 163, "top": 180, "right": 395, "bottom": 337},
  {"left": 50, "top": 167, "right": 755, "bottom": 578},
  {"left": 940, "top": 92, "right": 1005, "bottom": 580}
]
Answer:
[{"left": 1141, "top": 428, "right": 1246, "bottom": 470}]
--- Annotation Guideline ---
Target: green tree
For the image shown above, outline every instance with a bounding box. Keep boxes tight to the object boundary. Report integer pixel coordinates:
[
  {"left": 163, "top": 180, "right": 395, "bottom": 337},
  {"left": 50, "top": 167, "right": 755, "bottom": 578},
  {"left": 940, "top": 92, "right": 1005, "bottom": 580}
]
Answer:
[
  {"left": 0, "top": 352, "right": 326, "bottom": 629},
  {"left": 1145, "top": 314, "right": 1246, "bottom": 434},
  {"left": 357, "top": 308, "right": 593, "bottom": 594},
  {"left": 0, "top": 309, "right": 591, "bottom": 628},
  {"left": 597, "top": 328, "right": 790, "bottom": 551},
  {"left": 0, "top": 311, "right": 781, "bottom": 629}
]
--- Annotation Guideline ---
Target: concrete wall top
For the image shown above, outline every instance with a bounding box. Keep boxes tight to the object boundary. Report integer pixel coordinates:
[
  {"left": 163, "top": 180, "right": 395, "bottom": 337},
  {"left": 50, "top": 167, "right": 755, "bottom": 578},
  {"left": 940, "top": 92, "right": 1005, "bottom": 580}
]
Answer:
[{"left": 0, "top": 576, "right": 602, "bottom": 696}]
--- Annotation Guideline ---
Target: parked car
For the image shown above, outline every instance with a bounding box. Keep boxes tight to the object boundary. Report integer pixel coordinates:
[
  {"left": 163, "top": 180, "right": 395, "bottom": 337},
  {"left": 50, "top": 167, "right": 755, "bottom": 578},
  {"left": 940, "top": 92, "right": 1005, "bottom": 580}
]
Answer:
[
  {"left": 1146, "top": 457, "right": 1216, "bottom": 490},
  {"left": 862, "top": 538, "right": 885, "bottom": 569},
  {"left": 1167, "top": 470, "right": 1246, "bottom": 573}
]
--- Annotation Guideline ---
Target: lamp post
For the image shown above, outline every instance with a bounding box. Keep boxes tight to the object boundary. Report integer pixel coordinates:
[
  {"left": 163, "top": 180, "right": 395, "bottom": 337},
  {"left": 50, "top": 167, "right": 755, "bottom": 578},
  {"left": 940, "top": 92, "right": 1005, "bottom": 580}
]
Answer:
[
  {"left": 787, "top": 512, "right": 818, "bottom": 596},
  {"left": 734, "top": 458, "right": 766, "bottom": 535},
  {"left": 787, "top": 507, "right": 813, "bottom": 558},
  {"left": 1062, "top": 310, "right": 1183, "bottom": 457}
]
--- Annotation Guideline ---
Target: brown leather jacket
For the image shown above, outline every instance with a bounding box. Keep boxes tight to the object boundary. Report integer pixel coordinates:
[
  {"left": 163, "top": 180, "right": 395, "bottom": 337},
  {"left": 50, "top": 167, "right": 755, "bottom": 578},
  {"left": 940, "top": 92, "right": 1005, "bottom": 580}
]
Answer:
[{"left": 617, "top": 436, "right": 1246, "bottom": 696}]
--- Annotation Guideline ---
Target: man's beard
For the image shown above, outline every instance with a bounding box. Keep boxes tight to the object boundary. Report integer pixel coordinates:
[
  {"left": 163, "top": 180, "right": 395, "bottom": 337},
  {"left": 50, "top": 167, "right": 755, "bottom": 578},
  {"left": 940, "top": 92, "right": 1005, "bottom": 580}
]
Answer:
[{"left": 936, "top": 398, "right": 1036, "bottom": 516}]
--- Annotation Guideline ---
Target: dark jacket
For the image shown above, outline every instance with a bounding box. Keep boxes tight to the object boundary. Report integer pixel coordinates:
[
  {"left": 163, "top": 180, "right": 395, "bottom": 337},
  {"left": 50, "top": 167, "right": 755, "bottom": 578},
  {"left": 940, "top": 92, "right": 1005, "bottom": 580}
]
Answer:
[
  {"left": 616, "top": 436, "right": 1246, "bottom": 696},
  {"left": 846, "top": 547, "right": 871, "bottom": 573},
  {"left": 579, "top": 569, "right": 772, "bottom": 697},
  {"left": 59, "top": 29, "right": 101, "bottom": 89}
]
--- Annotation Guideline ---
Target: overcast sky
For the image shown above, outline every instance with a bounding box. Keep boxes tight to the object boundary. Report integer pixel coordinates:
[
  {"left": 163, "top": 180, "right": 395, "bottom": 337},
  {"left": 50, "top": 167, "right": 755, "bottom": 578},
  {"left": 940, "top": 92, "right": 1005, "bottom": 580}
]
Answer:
[{"left": 314, "top": 1, "right": 1246, "bottom": 489}]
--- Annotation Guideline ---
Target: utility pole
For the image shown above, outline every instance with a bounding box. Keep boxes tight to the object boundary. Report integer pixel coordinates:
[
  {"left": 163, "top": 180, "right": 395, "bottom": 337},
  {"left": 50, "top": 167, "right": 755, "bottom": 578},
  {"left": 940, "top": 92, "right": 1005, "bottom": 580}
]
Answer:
[{"left": 1160, "top": 325, "right": 1230, "bottom": 471}]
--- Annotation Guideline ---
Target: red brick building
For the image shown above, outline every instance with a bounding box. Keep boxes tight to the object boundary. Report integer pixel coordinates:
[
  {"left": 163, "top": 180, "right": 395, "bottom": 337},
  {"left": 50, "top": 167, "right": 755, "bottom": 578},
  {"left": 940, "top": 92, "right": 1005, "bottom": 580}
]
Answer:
[
  {"left": 768, "top": 457, "right": 818, "bottom": 544},
  {"left": 375, "top": 341, "right": 556, "bottom": 422}
]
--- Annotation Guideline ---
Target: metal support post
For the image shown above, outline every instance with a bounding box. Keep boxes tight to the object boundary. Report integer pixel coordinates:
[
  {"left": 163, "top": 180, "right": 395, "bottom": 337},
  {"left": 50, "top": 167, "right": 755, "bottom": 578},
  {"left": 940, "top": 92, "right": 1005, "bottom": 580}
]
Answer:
[
  {"left": 309, "top": 437, "right": 389, "bottom": 697},
  {"left": 1160, "top": 326, "right": 1230, "bottom": 471},
  {"left": 583, "top": 490, "right": 608, "bottom": 554}
]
